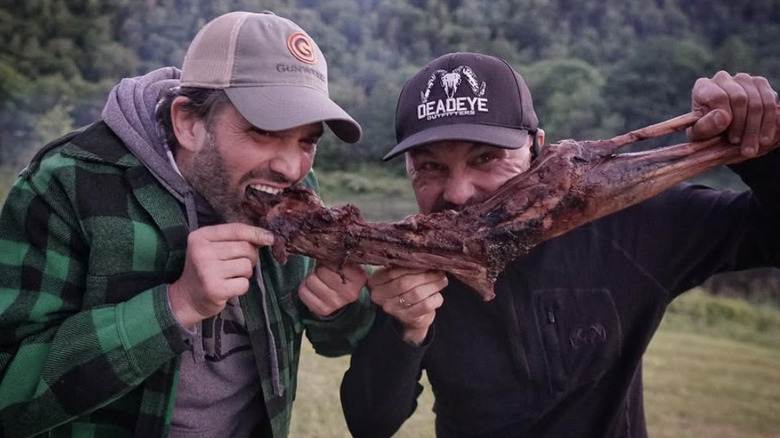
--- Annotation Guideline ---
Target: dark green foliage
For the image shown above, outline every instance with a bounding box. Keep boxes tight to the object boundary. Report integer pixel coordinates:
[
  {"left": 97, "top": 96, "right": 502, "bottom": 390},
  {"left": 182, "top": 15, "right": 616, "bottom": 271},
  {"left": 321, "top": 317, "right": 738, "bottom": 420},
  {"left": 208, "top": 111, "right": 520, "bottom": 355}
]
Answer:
[{"left": 0, "top": 0, "right": 777, "bottom": 189}]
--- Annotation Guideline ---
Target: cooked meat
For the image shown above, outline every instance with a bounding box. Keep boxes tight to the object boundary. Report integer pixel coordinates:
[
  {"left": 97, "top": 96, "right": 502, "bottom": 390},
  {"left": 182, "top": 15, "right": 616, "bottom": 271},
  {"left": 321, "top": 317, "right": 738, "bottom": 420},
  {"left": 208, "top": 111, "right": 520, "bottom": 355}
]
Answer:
[{"left": 243, "top": 110, "right": 760, "bottom": 301}]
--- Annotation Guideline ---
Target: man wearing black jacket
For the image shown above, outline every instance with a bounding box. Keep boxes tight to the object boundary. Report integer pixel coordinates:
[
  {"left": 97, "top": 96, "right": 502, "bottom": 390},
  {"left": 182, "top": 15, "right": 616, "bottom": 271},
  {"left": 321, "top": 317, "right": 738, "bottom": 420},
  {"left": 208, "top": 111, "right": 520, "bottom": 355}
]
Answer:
[{"left": 340, "top": 52, "right": 780, "bottom": 437}]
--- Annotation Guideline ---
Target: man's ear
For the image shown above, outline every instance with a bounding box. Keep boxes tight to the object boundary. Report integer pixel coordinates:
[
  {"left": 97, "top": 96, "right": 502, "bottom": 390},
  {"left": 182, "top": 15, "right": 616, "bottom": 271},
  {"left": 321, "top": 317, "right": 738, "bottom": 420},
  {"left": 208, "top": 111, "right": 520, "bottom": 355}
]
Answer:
[
  {"left": 531, "top": 128, "right": 546, "bottom": 159},
  {"left": 405, "top": 153, "right": 415, "bottom": 176},
  {"left": 171, "top": 96, "right": 204, "bottom": 153}
]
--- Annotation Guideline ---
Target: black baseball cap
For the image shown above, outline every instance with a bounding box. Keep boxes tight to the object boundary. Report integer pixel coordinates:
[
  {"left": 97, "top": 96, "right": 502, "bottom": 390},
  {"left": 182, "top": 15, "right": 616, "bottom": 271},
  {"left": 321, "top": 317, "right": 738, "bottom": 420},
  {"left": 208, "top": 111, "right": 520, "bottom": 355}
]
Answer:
[{"left": 384, "top": 52, "right": 538, "bottom": 160}]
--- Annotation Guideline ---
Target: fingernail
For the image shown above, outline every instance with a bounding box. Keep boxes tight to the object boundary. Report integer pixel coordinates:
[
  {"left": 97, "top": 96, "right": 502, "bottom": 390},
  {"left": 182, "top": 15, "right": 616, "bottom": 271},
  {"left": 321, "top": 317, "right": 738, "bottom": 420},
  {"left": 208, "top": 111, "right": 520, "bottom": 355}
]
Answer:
[
  {"left": 259, "top": 229, "right": 274, "bottom": 240},
  {"left": 761, "top": 136, "right": 772, "bottom": 146},
  {"left": 731, "top": 136, "right": 741, "bottom": 144}
]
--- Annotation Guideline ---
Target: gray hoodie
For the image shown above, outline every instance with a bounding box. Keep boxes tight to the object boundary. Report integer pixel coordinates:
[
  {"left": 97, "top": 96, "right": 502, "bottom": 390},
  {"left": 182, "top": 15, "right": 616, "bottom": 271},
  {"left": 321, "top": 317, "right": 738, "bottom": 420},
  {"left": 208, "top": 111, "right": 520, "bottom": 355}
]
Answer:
[{"left": 101, "top": 67, "right": 277, "bottom": 436}]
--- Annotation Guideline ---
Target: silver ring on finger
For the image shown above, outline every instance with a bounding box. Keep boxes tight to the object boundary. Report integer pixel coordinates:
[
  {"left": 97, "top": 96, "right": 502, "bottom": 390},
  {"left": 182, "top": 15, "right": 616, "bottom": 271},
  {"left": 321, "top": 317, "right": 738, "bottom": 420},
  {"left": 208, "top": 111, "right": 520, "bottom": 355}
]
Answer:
[{"left": 398, "top": 295, "right": 411, "bottom": 307}]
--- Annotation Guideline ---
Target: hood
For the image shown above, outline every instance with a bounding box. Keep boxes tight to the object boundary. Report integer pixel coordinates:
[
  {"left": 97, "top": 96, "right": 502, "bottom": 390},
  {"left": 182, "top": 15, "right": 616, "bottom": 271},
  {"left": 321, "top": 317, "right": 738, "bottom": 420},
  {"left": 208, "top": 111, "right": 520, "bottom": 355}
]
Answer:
[{"left": 102, "top": 67, "right": 215, "bottom": 229}]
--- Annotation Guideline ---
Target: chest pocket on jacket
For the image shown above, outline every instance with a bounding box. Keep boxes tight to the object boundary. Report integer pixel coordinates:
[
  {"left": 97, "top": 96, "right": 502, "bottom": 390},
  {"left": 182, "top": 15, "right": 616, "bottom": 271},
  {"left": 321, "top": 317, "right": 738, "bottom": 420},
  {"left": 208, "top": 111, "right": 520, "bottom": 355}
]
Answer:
[{"left": 533, "top": 288, "right": 622, "bottom": 396}]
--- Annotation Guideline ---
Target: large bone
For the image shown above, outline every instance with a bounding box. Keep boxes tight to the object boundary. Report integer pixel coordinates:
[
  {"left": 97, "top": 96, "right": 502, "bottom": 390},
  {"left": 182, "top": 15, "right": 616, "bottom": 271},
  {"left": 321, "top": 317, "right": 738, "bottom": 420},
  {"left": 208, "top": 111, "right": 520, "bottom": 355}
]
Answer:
[{"left": 244, "top": 109, "right": 774, "bottom": 301}]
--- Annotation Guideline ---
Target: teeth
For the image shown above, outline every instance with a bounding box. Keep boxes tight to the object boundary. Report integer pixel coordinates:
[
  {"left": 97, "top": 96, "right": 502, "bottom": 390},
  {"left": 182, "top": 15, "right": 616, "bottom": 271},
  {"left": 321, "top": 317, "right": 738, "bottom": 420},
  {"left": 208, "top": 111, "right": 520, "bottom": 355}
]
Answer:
[{"left": 249, "top": 184, "right": 282, "bottom": 195}]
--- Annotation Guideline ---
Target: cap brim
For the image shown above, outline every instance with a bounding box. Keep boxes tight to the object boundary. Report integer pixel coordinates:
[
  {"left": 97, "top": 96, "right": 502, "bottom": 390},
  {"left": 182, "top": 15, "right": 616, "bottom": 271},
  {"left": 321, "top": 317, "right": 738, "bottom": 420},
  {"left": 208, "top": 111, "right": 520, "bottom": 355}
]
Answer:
[
  {"left": 225, "top": 86, "right": 362, "bottom": 143},
  {"left": 383, "top": 123, "right": 530, "bottom": 161}
]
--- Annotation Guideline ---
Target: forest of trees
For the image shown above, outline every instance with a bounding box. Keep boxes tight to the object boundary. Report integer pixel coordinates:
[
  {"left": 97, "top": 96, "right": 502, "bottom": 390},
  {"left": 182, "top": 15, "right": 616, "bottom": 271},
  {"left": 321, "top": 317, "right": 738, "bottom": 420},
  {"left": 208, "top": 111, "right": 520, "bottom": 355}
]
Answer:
[
  {"left": 1, "top": 0, "right": 780, "bottom": 299},
  {"left": 1, "top": 0, "right": 779, "bottom": 177}
]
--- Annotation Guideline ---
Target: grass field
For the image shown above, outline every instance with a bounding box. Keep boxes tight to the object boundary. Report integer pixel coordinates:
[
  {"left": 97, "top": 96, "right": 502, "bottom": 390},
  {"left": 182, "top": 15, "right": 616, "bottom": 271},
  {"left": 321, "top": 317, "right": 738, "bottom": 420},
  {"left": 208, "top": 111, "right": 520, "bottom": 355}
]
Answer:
[
  {"left": 291, "top": 290, "right": 780, "bottom": 437},
  {"left": 644, "top": 331, "right": 780, "bottom": 438}
]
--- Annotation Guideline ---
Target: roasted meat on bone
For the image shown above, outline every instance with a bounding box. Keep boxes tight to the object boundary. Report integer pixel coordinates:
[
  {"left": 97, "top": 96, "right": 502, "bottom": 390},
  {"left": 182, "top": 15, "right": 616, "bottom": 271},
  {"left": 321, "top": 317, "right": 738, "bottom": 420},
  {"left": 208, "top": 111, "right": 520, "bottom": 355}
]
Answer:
[{"left": 244, "top": 109, "right": 779, "bottom": 301}]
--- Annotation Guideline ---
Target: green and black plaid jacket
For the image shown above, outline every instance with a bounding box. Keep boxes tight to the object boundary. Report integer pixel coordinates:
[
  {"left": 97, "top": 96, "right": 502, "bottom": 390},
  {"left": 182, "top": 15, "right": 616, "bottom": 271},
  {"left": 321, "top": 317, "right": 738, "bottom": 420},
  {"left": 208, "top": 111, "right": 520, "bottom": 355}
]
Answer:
[{"left": 0, "top": 122, "right": 374, "bottom": 438}]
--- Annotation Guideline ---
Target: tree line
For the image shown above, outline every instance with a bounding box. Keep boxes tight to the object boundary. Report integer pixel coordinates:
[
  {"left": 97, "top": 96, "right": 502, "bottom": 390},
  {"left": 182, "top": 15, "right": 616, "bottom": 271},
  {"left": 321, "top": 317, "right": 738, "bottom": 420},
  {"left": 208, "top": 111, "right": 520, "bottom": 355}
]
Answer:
[{"left": 1, "top": 0, "right": 779, "bottom": 179}]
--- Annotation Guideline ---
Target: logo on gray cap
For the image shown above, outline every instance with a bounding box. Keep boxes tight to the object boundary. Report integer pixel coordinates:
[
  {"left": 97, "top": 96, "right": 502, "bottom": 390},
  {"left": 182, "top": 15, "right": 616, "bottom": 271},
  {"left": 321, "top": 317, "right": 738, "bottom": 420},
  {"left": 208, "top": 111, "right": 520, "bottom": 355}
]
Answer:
[{"left": 287, "top": 31, "right": 316, "bottom": 64}]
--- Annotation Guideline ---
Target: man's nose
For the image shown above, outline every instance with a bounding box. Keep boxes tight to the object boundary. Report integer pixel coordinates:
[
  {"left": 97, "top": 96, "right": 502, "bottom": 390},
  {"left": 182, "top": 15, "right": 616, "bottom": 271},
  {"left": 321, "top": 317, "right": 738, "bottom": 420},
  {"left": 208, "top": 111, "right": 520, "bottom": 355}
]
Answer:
[
  {"left": 442, "top": 175, "right": 477, "bottom": 207},
  {"left": 269, "top": 140, "right": 304, "bottom": 182}
]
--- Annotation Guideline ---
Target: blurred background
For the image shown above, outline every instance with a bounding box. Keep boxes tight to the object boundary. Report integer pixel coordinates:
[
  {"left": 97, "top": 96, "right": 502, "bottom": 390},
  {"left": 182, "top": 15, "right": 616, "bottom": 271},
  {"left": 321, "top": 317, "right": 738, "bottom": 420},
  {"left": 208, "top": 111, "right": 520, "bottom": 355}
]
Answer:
[
  {"left": 2, "top": 0, "right": 780, "bottom": 174},
  {"left": 1, "top": 0, "right": 779, "bottom": 436}
]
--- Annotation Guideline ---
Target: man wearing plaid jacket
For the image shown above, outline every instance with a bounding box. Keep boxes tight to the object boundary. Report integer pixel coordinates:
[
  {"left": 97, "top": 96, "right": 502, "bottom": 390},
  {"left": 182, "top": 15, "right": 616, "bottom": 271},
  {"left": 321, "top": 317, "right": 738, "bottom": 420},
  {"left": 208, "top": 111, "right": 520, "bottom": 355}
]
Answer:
[{"left": 0, "top": 12, "right": 374, "bottom": 438}]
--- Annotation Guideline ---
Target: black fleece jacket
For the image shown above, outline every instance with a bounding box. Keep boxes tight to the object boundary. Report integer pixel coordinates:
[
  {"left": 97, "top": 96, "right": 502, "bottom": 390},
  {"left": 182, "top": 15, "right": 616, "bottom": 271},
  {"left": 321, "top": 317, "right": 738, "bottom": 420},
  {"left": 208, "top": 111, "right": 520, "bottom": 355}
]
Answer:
[{"left": 340, "top": 150, "right": 780, "bottom": 438}]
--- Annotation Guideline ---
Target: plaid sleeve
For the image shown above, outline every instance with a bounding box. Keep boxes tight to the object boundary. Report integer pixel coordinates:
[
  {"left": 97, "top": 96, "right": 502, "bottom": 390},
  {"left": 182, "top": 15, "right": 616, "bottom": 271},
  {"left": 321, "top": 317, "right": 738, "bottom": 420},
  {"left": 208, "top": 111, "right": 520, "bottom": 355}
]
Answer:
[
  {"left": 0, "top": 150, "right": 186, "bottom": 437},
  {"left": 303, "top": 286, "right": 376, "bottom": 357}
]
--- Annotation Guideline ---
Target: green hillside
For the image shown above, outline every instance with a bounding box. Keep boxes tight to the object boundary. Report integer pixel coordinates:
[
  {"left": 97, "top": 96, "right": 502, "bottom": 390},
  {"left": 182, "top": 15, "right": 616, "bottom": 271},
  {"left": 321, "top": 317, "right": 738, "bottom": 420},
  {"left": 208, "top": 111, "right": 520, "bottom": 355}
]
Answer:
[{"left": 2, "top": 0, "right": 779, "bottom": 183}]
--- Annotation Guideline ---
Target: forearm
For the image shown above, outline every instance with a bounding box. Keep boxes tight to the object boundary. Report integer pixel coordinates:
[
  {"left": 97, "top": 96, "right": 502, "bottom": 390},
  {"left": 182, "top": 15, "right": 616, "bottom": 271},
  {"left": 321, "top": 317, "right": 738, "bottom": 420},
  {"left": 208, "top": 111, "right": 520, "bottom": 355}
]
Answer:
[
  {"left": 340, "top": 311, "right": 430, "bottom": 438},
  {"left": 0, "top": 284, "right": 187, "bottom": 436},
  {"left": 304, "top": 287, "right": 376, "bottom": 357},
  {"left": 729, "top": 148, "right": 780, "bottom": 266},
  {"left": 732, "top": 148, "right": 780, "bottom": 215}
]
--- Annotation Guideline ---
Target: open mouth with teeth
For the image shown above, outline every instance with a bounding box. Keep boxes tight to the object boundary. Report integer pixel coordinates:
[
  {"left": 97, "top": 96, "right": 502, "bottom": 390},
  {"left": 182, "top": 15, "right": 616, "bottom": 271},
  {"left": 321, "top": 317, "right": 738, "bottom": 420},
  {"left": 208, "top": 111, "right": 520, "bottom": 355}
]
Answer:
[
  {"left": 244, "top": 185, "right": 286, "bottom": 221},
  {"left": 249, "top": 184, "right": 283, "bottom": 196}
]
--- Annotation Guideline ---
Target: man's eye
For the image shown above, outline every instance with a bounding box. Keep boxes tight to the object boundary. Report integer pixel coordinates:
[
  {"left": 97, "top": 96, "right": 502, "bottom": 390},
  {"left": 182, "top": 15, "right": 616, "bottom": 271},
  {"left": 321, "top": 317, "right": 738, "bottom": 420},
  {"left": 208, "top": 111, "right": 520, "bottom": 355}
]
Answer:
[
  {"left": 301, "top": 140, "right": 318, "bottom": 152},
  {"left": 251, "top": 128, "right": 275, "bottom": 138},
  {"left": 417, "top": 162, "right": 443, "bottom": 172},
  {"left": 472, "top": 153, "right": 497, "bottom": 165}
]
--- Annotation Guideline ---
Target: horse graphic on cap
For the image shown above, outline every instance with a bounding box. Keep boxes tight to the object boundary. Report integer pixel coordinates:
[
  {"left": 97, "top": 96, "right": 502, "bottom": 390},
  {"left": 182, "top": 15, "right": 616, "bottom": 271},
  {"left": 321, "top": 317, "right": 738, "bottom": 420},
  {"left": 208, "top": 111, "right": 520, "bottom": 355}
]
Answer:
[{"left": 420, "top": 66, "right": 487, "bottom": 103}]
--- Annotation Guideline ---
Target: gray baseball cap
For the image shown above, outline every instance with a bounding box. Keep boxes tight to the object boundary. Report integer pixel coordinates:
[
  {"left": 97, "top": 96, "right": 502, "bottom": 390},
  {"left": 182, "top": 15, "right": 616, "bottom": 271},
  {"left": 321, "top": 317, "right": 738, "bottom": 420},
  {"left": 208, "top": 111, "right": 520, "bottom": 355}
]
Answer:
[{"left": 180, "top": 11, "right": 361, "bottom": 143}]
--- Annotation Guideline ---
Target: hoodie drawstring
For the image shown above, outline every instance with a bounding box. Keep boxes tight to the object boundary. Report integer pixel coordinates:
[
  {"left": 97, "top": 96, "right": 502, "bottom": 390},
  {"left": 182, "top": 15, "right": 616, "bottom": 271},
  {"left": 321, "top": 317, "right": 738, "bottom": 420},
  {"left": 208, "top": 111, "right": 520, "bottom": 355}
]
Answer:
[{"left": 255, "top": 261, "right": 284, "bottom": 396}]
